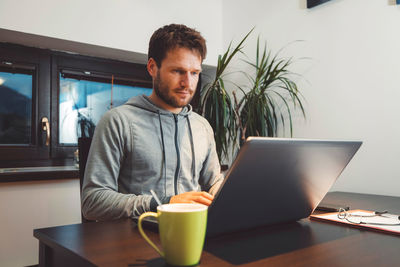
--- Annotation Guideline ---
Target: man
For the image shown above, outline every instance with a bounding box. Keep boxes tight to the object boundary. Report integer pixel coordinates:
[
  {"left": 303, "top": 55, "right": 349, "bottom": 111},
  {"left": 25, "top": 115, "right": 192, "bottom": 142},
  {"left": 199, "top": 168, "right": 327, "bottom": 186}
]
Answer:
[{"left": 81, "top": 24, "right": 223, "bottom": 221}]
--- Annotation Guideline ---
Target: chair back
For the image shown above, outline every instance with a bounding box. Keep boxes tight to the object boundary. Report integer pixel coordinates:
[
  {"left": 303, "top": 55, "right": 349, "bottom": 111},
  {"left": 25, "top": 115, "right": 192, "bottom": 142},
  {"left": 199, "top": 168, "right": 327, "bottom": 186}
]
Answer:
[{"left": 78, "top": 137, "right": 92, "bottom": 222}]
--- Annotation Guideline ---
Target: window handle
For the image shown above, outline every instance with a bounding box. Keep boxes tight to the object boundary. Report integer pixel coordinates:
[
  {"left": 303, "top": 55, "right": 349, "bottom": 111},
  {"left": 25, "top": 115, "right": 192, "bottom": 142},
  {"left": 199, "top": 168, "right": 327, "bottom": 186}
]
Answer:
[{"left": 41, "top": 117, "right": 50, "bottom": 146}]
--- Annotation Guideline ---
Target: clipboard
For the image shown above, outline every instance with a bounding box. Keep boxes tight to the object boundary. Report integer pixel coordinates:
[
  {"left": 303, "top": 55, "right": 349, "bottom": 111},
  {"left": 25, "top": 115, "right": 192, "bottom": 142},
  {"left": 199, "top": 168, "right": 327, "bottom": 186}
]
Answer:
[{"left": 310, "top": 210, "right": 400, "bottom": 236}]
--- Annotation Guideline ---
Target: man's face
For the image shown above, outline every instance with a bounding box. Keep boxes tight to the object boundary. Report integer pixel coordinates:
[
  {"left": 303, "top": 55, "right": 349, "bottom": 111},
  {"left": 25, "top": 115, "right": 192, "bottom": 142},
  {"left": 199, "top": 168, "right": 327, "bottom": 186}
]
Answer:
[{"left": 147, "top": 47, "right": 202, "bottom": 112}]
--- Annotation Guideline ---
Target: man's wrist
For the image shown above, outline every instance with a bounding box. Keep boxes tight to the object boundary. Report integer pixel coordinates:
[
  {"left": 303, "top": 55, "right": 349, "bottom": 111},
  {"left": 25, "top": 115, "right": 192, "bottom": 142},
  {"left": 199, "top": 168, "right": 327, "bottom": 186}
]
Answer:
[{"left": 150, "top": 196, "right": 172, "bottom": 211}]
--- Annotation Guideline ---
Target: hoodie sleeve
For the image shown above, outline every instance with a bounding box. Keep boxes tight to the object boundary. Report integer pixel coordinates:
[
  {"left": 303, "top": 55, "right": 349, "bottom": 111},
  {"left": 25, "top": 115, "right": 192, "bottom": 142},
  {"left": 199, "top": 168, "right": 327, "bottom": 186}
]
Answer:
[
  {"left": 81, "top": 109, "right": 152, "bottom": 221},
  {"left": 199, "top": 122, "right": 224, "bottom": 195}
]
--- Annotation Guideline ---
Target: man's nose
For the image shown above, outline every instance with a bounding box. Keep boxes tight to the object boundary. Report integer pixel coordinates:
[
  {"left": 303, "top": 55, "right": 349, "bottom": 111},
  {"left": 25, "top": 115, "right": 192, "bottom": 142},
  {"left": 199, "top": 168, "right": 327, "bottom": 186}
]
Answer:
[{"left": 180, "top": 72, "right": 191, "bottom": 88}]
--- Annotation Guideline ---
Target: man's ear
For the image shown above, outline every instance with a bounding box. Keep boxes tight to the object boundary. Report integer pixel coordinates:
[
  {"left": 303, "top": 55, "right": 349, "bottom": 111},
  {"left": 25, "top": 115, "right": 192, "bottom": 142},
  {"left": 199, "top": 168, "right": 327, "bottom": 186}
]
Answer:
[{"left": 147, "top": 58, "right": 158, "bottom": 78}]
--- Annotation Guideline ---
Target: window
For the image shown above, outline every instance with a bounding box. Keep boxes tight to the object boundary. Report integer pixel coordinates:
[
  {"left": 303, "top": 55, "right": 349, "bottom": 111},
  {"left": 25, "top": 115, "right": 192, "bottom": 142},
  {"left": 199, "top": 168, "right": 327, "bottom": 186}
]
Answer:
[
  {"left": 0, "top": 42, "right": 203, "bottom": 179},
  {"left": 51, "top": 53, "right": 152, "bottom": 159},
  {"left": 0, "top": 44, "right": 50, "bottom": 167},
  {"left": 0, "top": 66, "right": 33, "bottom": 144},
  {"left": 59, "top": 72, "right": 151, "bottom": 145},
  {"left": 0, "top": 43, "right": 152, "bottom": 170}
]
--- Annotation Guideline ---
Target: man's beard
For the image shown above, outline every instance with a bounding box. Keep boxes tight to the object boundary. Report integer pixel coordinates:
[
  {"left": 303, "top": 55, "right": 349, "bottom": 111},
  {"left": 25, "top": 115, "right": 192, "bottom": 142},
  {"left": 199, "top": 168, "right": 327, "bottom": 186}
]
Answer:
[{"left": 153, "top": 72, "right": 194, "bottom": 108}]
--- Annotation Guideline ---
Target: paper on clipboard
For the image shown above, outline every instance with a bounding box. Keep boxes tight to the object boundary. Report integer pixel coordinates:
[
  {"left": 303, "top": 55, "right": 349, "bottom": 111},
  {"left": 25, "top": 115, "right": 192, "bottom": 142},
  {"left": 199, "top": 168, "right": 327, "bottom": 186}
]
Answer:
[{"left": 310, "top": 210, "right": 400, "bottom": 236}]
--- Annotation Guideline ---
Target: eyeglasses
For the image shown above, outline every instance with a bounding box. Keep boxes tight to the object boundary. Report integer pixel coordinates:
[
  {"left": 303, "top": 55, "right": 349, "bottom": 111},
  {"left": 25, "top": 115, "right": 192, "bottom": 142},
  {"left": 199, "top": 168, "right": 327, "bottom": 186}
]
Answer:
[{"left": 337, "top": 208, "right": 400, "bottom": 226}]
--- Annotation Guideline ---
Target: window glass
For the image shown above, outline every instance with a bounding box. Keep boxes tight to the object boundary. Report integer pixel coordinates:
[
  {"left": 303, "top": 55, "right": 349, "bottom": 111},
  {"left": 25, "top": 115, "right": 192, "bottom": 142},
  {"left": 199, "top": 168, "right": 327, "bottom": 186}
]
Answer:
[
  {"left": 0, "top": 70, "right": 33, "bottom": 145},
  {"left": 59, "top": 74, "right": 152, "bottom": 145}
]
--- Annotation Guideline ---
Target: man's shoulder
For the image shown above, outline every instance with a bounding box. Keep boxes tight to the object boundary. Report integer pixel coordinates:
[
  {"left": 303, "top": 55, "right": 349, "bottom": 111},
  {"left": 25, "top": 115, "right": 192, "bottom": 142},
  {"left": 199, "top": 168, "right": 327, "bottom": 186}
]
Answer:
[
  {"left": 189, "top": 111, "right": 213, "bottom": 133},
  {"left": 105, "top": 96, "right": 145, "bottom": 118},
  {"left": 97, "top": 101, "right": 140, "bottom": 129},
  {"left": 190, "top": 111, "right": 210, "bottom": 125}
]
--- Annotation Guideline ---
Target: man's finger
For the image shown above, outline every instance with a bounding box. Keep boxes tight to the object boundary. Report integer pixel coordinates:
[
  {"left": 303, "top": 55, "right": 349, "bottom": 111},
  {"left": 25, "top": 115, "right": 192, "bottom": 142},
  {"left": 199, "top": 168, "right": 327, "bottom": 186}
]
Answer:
[
  {"left": 194, "top": 195, "right": 213, "bottom": 206},
  {"left": 198, "top": 191, "right": 214, "bottom": 201}
]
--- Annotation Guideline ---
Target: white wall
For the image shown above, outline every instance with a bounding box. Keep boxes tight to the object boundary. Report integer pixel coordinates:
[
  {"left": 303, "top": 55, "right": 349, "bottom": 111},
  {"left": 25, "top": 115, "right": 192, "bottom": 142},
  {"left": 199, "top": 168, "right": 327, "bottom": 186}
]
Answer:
[
  {"left": 0, "top": 0, "right": 223, "bottom": 66},
  {"left": 0, "top": 179, "right": 81, "bottom": 267},
  {"left": 0, "top": 1, "right": 223, "bottom": 266},
  {"left": 222, "top": 0, "right": 400, "bottom": 196}
]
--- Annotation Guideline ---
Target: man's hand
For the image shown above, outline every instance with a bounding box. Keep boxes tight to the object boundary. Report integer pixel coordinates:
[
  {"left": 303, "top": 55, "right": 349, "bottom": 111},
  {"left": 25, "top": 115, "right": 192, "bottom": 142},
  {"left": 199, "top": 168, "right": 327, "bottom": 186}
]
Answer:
[{"left": 170, "top": 191, "right": 214, "bottom": 206}]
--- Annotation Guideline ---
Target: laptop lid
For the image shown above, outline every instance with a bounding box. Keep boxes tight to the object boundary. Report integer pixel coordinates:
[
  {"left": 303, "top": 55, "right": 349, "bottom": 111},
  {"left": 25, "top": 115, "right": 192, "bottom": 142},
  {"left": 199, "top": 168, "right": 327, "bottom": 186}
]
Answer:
[{"left": 206, "top": 137, "right": 362, "bottom": 237}]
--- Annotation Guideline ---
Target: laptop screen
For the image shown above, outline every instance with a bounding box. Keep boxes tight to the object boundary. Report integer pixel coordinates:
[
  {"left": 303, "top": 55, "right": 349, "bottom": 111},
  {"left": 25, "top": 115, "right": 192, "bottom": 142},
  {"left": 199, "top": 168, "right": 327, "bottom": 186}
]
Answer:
[{"left": 207, "top": 137, "right": 362, "bottom": 236}]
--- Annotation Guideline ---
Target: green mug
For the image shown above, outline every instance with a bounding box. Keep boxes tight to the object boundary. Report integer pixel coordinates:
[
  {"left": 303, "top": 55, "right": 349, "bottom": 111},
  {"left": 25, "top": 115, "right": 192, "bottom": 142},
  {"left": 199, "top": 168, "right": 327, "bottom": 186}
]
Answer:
[{"left": 138, "top": 203, "right": 208, "bottom": 266}]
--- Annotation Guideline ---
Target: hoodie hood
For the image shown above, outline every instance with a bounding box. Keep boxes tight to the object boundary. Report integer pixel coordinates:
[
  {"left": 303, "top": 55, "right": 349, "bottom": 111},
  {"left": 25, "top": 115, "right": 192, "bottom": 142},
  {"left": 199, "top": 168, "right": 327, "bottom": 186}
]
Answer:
[{"left": 125, "top": 94, "right": 192, "bottom": 117}]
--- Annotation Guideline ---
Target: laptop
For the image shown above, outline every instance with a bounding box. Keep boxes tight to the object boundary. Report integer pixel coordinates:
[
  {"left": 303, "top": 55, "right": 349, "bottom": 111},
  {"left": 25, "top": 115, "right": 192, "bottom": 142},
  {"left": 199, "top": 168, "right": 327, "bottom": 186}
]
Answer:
[
  {"left": 206, "top": 137, "right": 362, "bottom": 236},
  {"left": 137, "top": 137, "right": 362, "bottom": 237}
]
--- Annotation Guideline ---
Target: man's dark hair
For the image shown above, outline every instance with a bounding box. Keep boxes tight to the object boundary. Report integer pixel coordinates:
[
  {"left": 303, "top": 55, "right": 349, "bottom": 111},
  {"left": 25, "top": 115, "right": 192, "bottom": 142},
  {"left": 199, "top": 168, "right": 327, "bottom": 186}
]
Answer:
[{"left": 148, "top": 24, "right": 207, "bottom": 67}]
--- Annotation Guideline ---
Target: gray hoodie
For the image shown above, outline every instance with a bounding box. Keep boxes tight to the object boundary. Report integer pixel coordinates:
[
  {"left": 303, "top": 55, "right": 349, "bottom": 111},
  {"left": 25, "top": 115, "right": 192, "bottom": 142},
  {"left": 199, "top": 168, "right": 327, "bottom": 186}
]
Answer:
[{"left": 81, "top": 95, "right": 223, "bottom": 220}]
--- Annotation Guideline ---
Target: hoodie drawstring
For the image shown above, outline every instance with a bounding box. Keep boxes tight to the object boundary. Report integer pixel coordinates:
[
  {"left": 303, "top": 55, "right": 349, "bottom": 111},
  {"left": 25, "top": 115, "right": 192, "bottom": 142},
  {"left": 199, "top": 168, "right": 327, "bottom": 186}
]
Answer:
[
  {"left": 186, "top": 115, "right": 196, "bottom": 182},
  {"left": 158, "top": 111, "right": 167, "bottom": 196},
  {"left": 157, "top": 111, "right": 197, "bottom": 195}
]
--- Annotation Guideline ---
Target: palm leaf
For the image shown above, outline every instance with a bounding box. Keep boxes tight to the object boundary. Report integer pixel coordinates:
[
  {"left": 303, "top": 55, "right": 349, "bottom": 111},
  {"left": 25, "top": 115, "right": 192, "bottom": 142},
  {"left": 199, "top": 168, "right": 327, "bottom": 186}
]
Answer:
[
  {"left": 200, "top": 29, "right": 254, "bottom": 161},
  {"left": 234, "top": 35, "right": 307, "bottom": 149}
]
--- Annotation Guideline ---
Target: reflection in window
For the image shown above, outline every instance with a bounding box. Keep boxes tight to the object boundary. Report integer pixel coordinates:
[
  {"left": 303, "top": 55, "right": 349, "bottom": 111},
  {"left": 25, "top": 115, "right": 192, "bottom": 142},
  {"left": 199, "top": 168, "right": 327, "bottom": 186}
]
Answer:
[
  {"left": 0, "top": 70, "right": 33, "bottom": 145},
  {"left": 59, "top": 75, "right": 152, "bottom": 145}
]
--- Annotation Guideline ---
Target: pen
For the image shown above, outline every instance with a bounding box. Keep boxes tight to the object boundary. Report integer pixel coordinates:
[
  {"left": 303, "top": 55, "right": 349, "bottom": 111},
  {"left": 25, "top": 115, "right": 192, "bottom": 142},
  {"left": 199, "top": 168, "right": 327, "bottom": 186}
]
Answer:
[{"left": 150, "top": 189, "right": 162, "bottom": 206}]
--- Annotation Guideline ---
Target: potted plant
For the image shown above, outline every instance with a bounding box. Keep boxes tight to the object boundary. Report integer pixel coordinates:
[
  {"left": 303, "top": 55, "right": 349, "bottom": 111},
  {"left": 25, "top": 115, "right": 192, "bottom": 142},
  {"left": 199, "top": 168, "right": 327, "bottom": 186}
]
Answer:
[
  {"left": 200, "top": 30, "right": 306, "bottom": 163},
  {"left": 199, "top": 29, "right": 253, "bottom": 162},
  {"left": 233, "top": 38, "right": 306, "bottom": 148}
]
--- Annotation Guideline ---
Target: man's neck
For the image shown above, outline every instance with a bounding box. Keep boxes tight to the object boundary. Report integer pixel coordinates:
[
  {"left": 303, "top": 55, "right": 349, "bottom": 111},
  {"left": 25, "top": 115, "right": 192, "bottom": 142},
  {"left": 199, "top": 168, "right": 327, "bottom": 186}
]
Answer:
[{"left": 149, "top": 92, "right": 182, "bottom": 114}]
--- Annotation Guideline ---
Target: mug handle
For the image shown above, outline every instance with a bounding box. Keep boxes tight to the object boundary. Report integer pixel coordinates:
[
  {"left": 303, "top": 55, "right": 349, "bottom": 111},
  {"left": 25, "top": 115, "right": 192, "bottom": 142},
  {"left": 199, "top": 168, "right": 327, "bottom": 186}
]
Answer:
[{"left": 138, "top": 212, "right": 164, "bottom": 257}]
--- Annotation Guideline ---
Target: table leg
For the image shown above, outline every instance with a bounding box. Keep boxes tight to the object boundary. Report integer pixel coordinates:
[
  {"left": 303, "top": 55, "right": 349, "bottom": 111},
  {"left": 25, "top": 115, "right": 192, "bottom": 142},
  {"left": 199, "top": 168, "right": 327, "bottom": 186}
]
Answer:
[{"left": 38, "top": 241, "right": 50, "bottom": 267}]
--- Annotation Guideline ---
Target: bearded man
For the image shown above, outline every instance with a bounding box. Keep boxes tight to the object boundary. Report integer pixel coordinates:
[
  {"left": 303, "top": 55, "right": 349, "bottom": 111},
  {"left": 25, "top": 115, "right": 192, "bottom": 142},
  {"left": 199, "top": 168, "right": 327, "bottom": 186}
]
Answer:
[{"left": 82, "top": 24, "right": 223, "bottom": 221}]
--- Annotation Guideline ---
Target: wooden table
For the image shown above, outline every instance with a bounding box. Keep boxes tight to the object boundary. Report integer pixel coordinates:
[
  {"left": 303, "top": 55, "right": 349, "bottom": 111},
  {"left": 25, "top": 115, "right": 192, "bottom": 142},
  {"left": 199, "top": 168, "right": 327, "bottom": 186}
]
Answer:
[{"left": 34, "top": 192, "right": 400, "bottom": 266}]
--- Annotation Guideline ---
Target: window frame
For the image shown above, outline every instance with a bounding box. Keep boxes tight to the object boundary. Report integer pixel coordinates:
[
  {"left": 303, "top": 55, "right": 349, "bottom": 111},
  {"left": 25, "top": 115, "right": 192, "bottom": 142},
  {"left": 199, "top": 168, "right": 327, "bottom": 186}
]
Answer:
[
  {"left": 0, "top": 43, "right": 51, "bottom": 167},
  {"left": 50, "top": 52, "right": 153, "bottom": 160},
  {"left": 0, "top": 42, "right": 203, "bottom": 181}
]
